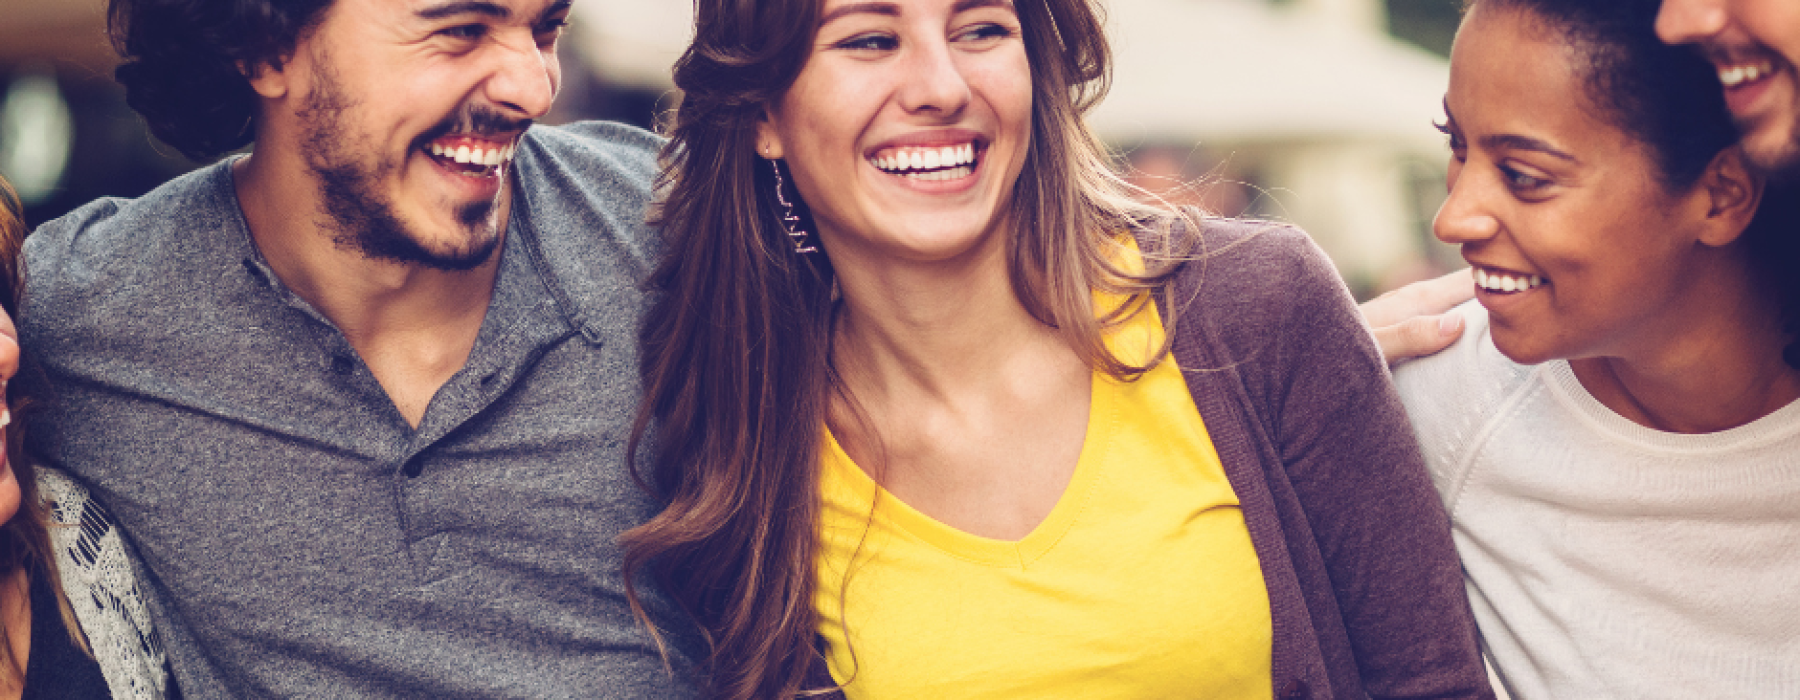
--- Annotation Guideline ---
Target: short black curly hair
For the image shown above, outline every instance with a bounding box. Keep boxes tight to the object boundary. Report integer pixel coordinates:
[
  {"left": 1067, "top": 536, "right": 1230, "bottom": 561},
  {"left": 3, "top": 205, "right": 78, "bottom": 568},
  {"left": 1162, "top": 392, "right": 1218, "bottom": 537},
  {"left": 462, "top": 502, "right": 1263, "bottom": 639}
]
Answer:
[{"left": 109, "top": 0, "right": 335, "bottom": 161}]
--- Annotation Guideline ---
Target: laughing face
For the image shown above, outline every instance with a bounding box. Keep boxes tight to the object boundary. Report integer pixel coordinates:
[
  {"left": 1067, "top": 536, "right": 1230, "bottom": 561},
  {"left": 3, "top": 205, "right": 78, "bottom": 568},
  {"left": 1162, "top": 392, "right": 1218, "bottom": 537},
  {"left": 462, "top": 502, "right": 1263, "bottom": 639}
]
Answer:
[
  {"left": 756, "top": 0, "right": 1032, "bottom": 269},
  {"left": 1658, "top": 0, "right": 1800, "bottom": 175},
  {"left": 1435, "top": 4, "right": 1731, "bottom": 365},
  {"left": 270, "top": 0, "right": 567, "bottom": 269}
]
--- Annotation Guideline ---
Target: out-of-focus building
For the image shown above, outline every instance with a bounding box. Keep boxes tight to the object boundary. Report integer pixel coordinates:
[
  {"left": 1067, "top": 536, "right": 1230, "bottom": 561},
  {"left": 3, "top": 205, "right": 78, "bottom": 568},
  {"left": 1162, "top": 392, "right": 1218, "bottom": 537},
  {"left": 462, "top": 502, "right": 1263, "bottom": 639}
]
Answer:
[{"left": 1091, "top": 0, "right": 1460, "bottom": 294}]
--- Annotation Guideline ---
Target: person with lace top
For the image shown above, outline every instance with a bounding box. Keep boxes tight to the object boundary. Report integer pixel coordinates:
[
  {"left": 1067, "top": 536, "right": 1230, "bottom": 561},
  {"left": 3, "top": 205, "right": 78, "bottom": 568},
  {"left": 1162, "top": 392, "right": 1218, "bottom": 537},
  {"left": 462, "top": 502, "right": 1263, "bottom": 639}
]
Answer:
[{"left": 0, "top": 179, "right": 170, "bottom": 699}]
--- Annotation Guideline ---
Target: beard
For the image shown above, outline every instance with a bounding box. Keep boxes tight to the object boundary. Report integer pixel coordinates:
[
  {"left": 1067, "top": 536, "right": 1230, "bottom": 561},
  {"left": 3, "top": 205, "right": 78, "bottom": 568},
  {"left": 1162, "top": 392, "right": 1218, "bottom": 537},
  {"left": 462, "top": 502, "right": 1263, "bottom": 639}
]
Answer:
[
  {"left": 297, "top": 59, "right": 502, "bottom": 272},
  {"left": 1775, "top": 128, "right": 1800, "bottom": 184}
]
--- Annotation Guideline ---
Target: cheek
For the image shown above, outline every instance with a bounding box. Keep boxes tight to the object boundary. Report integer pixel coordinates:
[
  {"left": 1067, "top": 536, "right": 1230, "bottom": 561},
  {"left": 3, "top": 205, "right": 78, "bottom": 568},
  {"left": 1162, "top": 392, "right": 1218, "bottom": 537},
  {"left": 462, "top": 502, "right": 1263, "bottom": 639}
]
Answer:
[{"left": 974, "top": 56, "right": 1034, "bottom": 132}]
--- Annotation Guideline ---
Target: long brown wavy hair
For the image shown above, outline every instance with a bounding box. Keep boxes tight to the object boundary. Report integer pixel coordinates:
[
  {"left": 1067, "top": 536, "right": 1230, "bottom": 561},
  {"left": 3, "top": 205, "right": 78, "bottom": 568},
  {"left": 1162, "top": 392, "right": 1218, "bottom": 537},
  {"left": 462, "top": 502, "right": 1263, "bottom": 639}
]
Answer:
[
  {"left": 0, "top": 179, "right": 81, "bottom": 686},
  {"left": 623, "top": 0, "right": 1197, "bottom": 697}
]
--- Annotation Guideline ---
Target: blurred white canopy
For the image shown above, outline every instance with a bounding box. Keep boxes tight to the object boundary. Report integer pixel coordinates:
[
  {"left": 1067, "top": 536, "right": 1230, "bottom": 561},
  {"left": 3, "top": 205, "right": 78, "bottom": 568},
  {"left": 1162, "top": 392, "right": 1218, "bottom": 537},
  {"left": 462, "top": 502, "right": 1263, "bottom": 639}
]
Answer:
[
  {"left": 1091, "top": 0, "right": 1449, "bottom": 149},
  {"left": 569, "top": 0, "right": 695, "bottom": 89}
]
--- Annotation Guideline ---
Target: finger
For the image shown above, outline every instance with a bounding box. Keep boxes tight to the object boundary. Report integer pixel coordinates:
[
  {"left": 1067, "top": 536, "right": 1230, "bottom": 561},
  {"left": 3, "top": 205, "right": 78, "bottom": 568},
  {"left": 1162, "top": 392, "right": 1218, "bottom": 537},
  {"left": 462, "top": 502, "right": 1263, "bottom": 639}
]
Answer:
[
  {"left": 1408, "top": 268, "right": 1476, "bottom": 314},
  {"left": 1362, "top": 268, "right": 1475, "bottom": 327},
  {"left": 1375, "top": 312, "right": 1465, "bottom": 365}
]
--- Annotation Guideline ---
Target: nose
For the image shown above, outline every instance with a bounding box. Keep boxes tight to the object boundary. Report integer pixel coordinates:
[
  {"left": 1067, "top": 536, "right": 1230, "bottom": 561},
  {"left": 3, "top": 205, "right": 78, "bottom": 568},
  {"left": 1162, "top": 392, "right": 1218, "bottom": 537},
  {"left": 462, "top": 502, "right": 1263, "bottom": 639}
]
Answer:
[
  {"left": 485, "top": 33, "right": 560, "bottom": 120},
  {"left": 898, "top": 39, "right": 972, "bottom": 117},
  {"left": 1655, "top": 0, "right": 1727, "bottom": 45},
  {"left": 1433, "top": 162, "right": 1501, "bottom": 246}
]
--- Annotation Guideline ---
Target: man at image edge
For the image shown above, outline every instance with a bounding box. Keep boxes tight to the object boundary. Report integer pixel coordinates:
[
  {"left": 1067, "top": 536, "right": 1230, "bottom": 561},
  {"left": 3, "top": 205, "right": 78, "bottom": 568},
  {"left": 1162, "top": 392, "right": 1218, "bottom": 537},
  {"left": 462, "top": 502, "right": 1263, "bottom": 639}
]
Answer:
[
  {"left": 1659, "top": 0, "right": 1800, "bottom": 179},
  {"left": 10, "top": 0, "right": 695, "bottom": 696}
]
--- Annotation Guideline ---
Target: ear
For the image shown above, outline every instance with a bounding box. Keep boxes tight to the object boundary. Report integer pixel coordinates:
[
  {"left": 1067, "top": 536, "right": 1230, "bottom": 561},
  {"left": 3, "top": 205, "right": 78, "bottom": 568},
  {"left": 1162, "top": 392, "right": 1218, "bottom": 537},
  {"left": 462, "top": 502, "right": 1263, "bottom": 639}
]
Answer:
[
  {"left": 1692, "top": 146, "right": 1763, "bottom": 248},
  {"left": 755, "top": 104, "right": 785, "bottom": 160},
  {"left": 242, "top": 57, "right": 292, "bottom": 100}
]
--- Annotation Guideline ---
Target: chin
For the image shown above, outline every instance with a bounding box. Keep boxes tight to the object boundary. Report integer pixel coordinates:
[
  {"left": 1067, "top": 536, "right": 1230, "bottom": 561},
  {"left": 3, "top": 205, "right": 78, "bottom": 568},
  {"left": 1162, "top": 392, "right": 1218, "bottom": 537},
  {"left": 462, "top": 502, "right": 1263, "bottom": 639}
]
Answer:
[
  {"left": 1741, "top": 117, "right": 1800, "bottom": 175},
  {"left": 1488, "top": 326, "right": 1563, "bottom": 367}
]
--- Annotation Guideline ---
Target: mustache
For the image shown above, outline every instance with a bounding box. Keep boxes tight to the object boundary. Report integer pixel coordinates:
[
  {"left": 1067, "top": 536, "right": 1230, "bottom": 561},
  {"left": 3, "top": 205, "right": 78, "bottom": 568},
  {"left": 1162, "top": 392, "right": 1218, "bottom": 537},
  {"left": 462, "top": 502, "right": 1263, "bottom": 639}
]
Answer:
[{"left": 415, "top": 104, "right": 533, "bottom": 147}]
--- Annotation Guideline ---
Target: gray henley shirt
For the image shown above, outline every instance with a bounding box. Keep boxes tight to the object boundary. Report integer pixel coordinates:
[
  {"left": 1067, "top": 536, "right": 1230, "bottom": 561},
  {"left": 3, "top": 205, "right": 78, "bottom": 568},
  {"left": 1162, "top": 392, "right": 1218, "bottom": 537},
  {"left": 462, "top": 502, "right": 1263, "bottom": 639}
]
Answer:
[{"left": 18, "top": 121, "right": 697, "bottom": 699}]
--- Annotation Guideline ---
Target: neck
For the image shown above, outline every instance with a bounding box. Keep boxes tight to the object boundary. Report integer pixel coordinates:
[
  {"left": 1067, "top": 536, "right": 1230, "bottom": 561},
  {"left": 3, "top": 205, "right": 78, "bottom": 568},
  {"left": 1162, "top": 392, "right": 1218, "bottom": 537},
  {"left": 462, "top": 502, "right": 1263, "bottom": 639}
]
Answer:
[
  {"left": 1569, "top": 257, "right": 1800, "bottom": 434},
  {"left": 828, "top": 236, "right": 1071, "bottom": 404}
]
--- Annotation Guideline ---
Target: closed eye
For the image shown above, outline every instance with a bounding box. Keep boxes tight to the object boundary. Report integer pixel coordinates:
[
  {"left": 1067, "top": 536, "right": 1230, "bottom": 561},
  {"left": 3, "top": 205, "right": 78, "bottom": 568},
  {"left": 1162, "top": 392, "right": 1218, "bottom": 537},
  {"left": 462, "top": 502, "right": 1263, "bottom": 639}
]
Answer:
[
  {"left": 440, "top": 23, "right": 488, "bottom": 41},
  {"left": 1498, "top": 165, "right": 1548, "bottom": 190},
  {"left": 834, "top": 32, "right": 899, "bottom": 52},
  {"left": 534, "top": 17, "right": 568, "bottom": 47},
  {"left": 955, "top": 22, "right": 1016, "bottom": 44}
]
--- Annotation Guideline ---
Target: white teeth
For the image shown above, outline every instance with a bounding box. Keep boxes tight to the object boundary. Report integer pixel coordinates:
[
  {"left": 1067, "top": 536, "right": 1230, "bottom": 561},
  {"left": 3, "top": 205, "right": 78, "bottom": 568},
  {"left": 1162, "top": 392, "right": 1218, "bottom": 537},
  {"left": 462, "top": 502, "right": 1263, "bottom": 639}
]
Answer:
[
  {"left": 1475, "top": 268, "right": 1545, "bottom": 293},
  {"left": 871, "top": 143, "right": 979, "bottom": 174},
  {"left": 900, "top": 165, "right": 973, "bottom": 181},
  {"left": 1720, "top": 62, "right": 1772, "bottom": 87},
  {"left": 427, "top": 140, "right": 519, "bottom": 170}
]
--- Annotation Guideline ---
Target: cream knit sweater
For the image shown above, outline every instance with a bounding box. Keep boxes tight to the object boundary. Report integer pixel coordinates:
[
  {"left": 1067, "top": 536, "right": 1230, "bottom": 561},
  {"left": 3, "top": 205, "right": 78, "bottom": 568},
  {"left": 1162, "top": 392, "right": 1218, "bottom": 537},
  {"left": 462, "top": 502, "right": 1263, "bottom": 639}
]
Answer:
[{"left": 1394, "top": 303, "right": 1800, "bottom": 699}]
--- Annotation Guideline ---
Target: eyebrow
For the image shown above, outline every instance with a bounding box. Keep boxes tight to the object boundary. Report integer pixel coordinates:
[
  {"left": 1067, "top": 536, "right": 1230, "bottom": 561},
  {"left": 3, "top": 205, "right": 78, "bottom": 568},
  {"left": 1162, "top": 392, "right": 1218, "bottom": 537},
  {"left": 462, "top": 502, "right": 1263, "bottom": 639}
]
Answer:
[
  {"left": 1478, "top": 134, "right": 1579, "bottom": 163},
  {"left": 416, "top": 0, "right": 571, "bottom": 25},
  {"left": 417, "top": 1, "right": 511, "bottom": 21},
  {"left": 1443, "top": 101, "right": 1579, "bottom": 163},
  {"left": 819, "top": 0, "right": 1012, "bottom": 26}
]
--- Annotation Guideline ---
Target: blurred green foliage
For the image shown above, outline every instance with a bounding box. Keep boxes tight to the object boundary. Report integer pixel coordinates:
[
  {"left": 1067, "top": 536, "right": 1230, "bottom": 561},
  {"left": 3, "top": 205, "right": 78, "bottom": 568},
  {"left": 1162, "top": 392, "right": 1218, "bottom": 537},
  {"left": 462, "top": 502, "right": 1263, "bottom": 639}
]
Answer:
[{"left": 1387, "top": 0, "right": 1463, "bottom": 56}]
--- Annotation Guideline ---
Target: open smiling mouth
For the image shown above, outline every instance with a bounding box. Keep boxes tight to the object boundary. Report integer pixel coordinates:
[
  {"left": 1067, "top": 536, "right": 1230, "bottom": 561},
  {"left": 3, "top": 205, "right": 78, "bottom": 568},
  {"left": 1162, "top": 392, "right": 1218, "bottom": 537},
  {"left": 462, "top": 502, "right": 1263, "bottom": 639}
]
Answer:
[
  {"left": 869, "top": 143, "right": 981, "bottom": 182},
  {"left": 1718, "top": 59, "right": 1776, "bottom": 90},
  {"left": 424, "top": 136, "right": 519, "bottom": 178},
  {"left": 1475, "top": 267, "right": 1546, "bottom": 294}
]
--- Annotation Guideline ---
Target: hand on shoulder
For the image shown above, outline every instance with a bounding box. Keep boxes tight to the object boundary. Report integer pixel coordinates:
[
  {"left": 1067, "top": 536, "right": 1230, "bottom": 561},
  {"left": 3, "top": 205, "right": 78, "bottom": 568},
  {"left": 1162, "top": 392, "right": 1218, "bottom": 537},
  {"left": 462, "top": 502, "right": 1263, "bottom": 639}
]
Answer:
[{"left": 1361, "top": 269, "right": 1473, "bottom": 366}]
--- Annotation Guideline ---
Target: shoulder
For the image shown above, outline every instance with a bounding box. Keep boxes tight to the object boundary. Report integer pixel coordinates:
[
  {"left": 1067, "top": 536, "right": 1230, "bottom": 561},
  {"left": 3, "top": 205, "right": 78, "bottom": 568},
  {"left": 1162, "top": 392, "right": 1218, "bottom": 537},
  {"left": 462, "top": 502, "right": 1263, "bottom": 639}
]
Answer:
[
  {"left": 22, "top": 162, "right": 240, "bottom": 339},
  {"left": 1392, "top": 302, "right": 1530, "bottom": 417},
  {"left": 510, "top": 121, "right": 670, "bottom": 339},
  {"left": 25, "top": 161, "right": 236, "bottom": 297},
  {"left": 1392, "top": 303, "right": 1536, "bottom": 504},
  {"left": 514, "top": 120, "right": 665, "bottom": 202},
  {"left": 1168, "top": 217, "right": 1356, "bottom": 357},
  {"left": 1190, "top": 217, "right": 1339, "bottom": 302}
]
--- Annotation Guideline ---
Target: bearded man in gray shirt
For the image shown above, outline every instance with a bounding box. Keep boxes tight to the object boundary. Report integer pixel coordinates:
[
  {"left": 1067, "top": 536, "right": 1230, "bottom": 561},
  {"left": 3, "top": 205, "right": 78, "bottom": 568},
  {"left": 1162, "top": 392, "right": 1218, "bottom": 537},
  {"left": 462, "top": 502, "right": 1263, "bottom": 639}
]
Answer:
[{"left": 13, "top": 0, "right": 696, "bottom": 696}]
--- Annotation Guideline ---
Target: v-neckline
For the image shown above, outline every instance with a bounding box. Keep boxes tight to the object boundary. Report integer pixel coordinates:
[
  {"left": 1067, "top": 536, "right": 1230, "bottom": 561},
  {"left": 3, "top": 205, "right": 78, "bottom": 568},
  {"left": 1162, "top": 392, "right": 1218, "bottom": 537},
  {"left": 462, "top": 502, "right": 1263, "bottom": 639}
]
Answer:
[{"left": 820, "top": 367, "right": 1117, "bottom": 569}]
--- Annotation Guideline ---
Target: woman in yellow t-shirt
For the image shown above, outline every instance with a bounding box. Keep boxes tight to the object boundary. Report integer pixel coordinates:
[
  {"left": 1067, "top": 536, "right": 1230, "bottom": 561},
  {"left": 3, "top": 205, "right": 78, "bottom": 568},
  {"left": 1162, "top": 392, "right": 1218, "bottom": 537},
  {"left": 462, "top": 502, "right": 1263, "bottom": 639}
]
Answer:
[{"left": 623, "top": 0, "right": 1492, "bottom": 698}]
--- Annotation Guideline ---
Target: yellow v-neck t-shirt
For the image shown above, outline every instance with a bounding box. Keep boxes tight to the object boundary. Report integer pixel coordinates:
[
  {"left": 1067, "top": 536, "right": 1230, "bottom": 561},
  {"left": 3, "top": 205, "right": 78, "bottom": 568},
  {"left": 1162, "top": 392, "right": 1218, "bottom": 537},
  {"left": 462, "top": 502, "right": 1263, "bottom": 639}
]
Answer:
[{"left": 814, "top": 292, "right": 1273, "bottom": 699}]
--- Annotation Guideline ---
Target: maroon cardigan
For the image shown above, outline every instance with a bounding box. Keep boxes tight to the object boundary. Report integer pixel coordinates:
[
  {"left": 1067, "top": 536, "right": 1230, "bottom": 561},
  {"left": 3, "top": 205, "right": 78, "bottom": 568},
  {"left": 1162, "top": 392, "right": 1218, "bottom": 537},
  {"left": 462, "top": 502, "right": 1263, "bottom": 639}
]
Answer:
[{"left": 805, "top": 218, "right": 1492, "bottom": 700}]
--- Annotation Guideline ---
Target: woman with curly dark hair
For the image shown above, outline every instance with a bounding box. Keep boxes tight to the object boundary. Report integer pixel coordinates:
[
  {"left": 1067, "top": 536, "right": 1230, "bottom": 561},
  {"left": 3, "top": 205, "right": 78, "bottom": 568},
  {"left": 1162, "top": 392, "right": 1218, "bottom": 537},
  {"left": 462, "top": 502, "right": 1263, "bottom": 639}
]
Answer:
[
  {"left": 1396, "top": 0, "right": 1800, "bottom": 696},
  {"left": 625, "top": 0, "right": 1494, "bottom": 697},
  {"left": 0, "top": 180, "right": 169, "bottom": 699}
]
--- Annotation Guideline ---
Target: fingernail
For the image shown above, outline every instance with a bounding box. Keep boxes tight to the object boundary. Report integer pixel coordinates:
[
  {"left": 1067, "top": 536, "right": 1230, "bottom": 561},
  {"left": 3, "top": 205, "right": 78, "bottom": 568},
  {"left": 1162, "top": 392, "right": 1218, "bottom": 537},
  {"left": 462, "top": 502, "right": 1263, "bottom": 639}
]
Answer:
[{"left": 1438, "top": 313, "right": 1463, "bottom": 336}]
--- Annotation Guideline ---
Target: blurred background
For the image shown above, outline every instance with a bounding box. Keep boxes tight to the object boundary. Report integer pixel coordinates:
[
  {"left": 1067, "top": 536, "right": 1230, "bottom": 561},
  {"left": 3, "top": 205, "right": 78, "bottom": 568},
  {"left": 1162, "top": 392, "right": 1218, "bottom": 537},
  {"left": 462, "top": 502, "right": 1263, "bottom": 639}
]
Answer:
[{"left": 0, "top": 0, "right": 1464, "bottom": 298}]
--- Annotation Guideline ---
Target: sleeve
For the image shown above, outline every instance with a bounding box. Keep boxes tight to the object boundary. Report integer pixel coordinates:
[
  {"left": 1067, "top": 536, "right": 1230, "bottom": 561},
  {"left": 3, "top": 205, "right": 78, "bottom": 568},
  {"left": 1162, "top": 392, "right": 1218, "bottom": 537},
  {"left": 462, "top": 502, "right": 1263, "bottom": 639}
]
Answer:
[{"left": 1232, "top": 227, "right": 1492, "bottom": 699}]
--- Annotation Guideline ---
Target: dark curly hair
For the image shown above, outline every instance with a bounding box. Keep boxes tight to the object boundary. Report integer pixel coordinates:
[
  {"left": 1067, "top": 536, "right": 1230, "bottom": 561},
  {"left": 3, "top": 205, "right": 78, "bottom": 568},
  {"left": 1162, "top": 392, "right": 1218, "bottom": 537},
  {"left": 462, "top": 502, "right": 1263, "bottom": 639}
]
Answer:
[
  {"left": 1477, "top": 0, "right": 1800, "bottom": 366},
  {"left": 109, "top": 0, "right": 335, "bottom": 160}
]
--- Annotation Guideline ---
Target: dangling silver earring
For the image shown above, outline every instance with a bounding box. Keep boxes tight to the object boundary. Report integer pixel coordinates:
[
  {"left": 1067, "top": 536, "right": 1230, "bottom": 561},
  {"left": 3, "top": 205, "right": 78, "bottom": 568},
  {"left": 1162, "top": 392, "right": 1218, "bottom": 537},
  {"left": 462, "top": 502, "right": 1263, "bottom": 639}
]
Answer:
[{"left": 770, "top": 159, "right": 818, "bottom": 254}]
